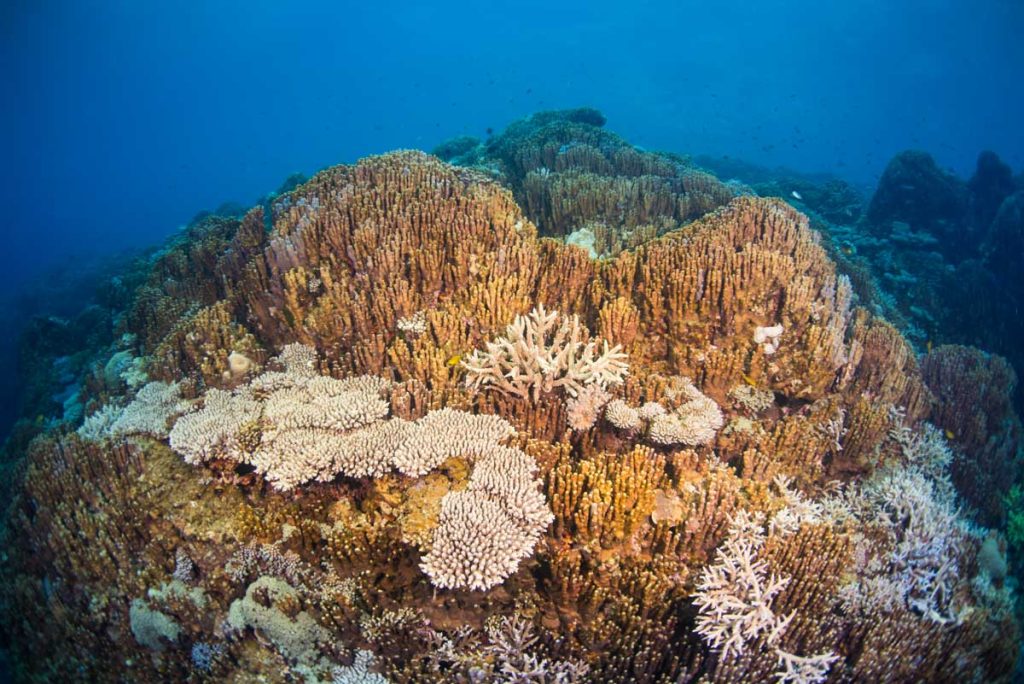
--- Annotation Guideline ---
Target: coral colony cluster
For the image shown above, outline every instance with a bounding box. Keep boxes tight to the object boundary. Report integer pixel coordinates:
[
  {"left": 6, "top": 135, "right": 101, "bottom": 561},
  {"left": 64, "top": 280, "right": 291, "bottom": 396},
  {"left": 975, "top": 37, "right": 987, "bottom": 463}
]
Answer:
[{"left": 1, "top": 108, "right": 1022, "bottom": 683}]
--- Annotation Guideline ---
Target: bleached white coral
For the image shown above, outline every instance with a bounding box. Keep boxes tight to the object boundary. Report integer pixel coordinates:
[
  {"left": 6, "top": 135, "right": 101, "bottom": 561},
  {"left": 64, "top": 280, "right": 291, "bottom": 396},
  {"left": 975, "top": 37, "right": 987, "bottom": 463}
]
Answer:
[
  {"left": 251, "top": 428, "right": 347, "bottom": 490},
  {"left": 775, "top": 649, "right": 839, "bottom": 684},
  {"left": 169, "top": 388, "right": 263, "bottom": 465},
  {"left": 77, "top": 402, "right": 123, "bottom": 441},
  {"left": 769, "top": 475, "right": 824, "bottom": 537},
  {"left": 277, "top": 342, "right": 320, "bottom": 376},
  {"left": 420, "top": 490, "right": 547, "bottom": 591},
  {"left": 396, "top": 310, "right": 428, "bottom": 337},
  {"left": 675, "top": 394, "right": 724, "bottom": 443},
  {"left": 262, "top": 381, "right": 389, "bottom": 433},
  {"left": 483, "top": 614, "right": 590, "bottom": 681},
  {"left": 391, "top": 408, "right": 516, "bottom": 477},
  {"left": 815, "top": 408, "right": 847, "bottom": 452},
  {"left": 109, "top": 381, "right": 191, "bottom": 438},
  {"left": 129, "top": 600, "right": 180, "bottom": 651},
  {"left": 168, "top": 346, "right": 394, "bottom": 488},
  {"left": 421, "top": 444, "right": 552, "bottom": 591},
  {"left": 564, "top": 384, "right": 611, "bottom": 431},
  {"left": 754, "top": 324, "right": 784, "bottom": 355},
  {"left": 637, "top": 401, "right": 667, "bottom": 421},
  {"left": 728, "top": 384, "right": 775, "bottom": 414},
  {"left": 692, "top": 511, "right": 793, "bottom": 659},
  {"left": 468, "top": 446, "right": 553, "bottom": 530},
  {"left": 324, "top": 418, "right": 417, "bottom": 480},
  {"left": 604, "top": 399, "right": 642, "bottom": 431},
  {"left": 78, "top": 381, "right": 190, "bottom": 442},
  {"left": 253, "top": 376, "right": 390, "bottom": 489},
  {"left": 463, "top": 304, "right": 628, "bottom": 401},
  {"left": 609, "top": 383, "right": 723, "bottom": 447},
  {"left": 166, "top": 344, "right": 553, "bottom": 590},
  {"left": 227, "top": 575, "right": 328, "bottom": 668},
  {"left": 828, "top": 418, "right": 980, "bottom": 625}
]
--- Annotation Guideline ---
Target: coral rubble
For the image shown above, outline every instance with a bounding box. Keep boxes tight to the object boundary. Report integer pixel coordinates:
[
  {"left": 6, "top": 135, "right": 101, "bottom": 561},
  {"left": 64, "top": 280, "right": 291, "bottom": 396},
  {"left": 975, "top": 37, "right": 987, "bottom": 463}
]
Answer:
[{"left": 0, "top": 111, "right": 1020, "bottom": 683}]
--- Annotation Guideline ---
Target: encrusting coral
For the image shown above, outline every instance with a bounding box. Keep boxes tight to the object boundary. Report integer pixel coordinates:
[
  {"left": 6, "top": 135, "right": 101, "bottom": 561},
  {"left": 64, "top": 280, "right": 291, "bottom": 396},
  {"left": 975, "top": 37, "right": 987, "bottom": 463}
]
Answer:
[{"left": 0, "top": 110, "right": 1020, "bottom": 683}]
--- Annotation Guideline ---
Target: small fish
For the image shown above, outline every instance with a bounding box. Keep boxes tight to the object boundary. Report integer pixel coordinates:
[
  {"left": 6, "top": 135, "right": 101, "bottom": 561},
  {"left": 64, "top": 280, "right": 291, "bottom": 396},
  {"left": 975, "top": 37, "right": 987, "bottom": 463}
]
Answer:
[
  {"left": 926, "top": 340, "right": 933, "bottom": 353},
  {"left": 945, "top": 429, "right": 955, "bottom": 440},
  {"left": 841, "top": 246, "right": 854, "bottom": 255},
  {"left": 741, "top": 373, "right": 757, "bottom": 387},
  {"left": 447, "top": 354, "right": 463, "bottom": 367},
  {"left": 791, "top": 190, "right": 803, "bottom": 201}
]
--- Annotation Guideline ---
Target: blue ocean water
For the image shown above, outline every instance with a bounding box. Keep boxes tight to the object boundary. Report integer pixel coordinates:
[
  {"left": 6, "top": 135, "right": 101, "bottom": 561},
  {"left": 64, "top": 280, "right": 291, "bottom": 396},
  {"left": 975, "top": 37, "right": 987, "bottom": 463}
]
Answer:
[{"left": 1, "top": 1, "right": 1023, "bottom": 448}]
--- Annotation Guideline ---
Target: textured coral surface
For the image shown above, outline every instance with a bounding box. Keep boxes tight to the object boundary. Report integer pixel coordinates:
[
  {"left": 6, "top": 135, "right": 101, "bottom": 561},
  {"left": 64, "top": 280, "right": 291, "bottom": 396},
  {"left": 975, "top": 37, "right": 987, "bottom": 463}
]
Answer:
[{"left": 0, "top": 111, "right": 1020, "bottom": 683}]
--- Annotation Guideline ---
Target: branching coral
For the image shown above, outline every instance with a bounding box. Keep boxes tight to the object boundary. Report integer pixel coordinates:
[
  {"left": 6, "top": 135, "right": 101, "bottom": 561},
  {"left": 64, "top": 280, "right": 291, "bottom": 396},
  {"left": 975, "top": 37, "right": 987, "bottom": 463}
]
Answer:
[
  {"left": 463, "top": 304, "right": 628, "bottom": 401},
  {"left": 78, "top": 380, "right": 191, "bottom": 441},
  {"left": 692, "top": 511, "right": 793, "bottom": 659}
]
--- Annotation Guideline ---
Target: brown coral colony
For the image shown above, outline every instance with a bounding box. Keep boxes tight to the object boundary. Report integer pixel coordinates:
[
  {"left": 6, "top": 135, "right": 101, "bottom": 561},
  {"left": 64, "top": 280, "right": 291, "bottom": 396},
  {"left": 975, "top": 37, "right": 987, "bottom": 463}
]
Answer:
[{"left": 3, "top": 109, "right": 1020, "bottom": 683}]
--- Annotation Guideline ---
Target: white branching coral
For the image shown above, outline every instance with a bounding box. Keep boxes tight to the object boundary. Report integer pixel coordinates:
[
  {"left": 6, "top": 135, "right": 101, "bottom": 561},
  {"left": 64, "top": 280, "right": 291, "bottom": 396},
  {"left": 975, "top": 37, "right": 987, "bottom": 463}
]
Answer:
[
  {"left": 728, "top": 384, "right": 775, "bottom": 414},
  {"left": 261, "top": 377, "right": 389, "bottom": 432},
  {"left": 462, "top": 304, "right": 628, "bottom": 401},
  {"left": 649, "top": 393, "right": 723, "bottom": 446},
  {"left": 77, "top": 402, "right": 123, "bottom": 441},
  {"left": 854, "top": 464, "right": 971, "bottom": 623},
  {"left": 816, "top": 407, "right": 848, "bottom": 453},
  {"left": 121, "top": 382, "right": 189, "bottom": 440},
  {"left": 169, "top": 388, "right": 263, "bottom": 465},
  {"left": 775, "top": 649, "right": 839, "bottom": 684},
  {"left": 637, "top": 401, "right": 667, "bottom": 421},
  {"left": 888, "top": 416, "right": 954, "bottom": 491},
  {"left": 226, "top": 575, "right": 328, "bottom": 670},
  {"left": 692, "top": 511, "right": 793, "bottom": 659},
  {"left": 482, "top": 614, "right": 591, "bottom": 681},
  {"left": 826, "top": 416, "right": 981, "bottom": 625},
  {"left": 168, "top": 345, "right": 392, "bottom": 487},
  {"left": 421, "top": 490, "right": 545, "bottom": 591},
  {"left": 391, "top": 408, "right": 516, "bottom": 477},
  {"left": 79, "top": 381, "right": 191, "bottom": 441},
  {"left": 166, "top": 344, "right": 553, "bottom": 590},
  {"left": 768, "top": 475, "right": 824, "bottom": 537},
  {"left": 421, "top": 442, "right": 553, "bottom": 591},
  {"left": 331, "top": 650, "right": 389, "bottom": 684},
  {"left": 252, "top": 374, "right": 392, "bottom": 489}
]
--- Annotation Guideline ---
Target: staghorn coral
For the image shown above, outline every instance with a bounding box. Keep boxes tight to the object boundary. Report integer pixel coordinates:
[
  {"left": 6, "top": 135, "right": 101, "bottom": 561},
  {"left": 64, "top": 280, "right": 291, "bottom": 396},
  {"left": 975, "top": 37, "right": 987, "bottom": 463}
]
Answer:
[
  {"left": 462, "top": 304, "right": 628, "bottom": 401},
  {"left": 1, "top": 115, "right": 1020, "bottom": 684},
  {"left": 692, "top": 511, "right": 793, "bottom": 660}
]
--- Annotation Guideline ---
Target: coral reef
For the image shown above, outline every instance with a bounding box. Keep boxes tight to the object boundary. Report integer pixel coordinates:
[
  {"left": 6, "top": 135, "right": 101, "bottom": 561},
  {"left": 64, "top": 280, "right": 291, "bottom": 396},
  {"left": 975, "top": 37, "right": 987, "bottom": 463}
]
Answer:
[{"left": 0, "top": 112, "right": 1020, "bottom": 683}]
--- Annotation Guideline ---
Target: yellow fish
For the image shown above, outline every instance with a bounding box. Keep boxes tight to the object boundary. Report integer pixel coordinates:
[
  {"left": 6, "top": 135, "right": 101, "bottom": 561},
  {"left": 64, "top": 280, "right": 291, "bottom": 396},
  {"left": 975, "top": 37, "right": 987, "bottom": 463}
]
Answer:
[
  {"left": 447, "top": 354, "right": 463, "bottom": 368},
  {"left": 945, "top": 429, "right": 955, "bottom": 440},
  {"left": 926, "top": 340, "right": 933, "bottom": 353},
  {"left": 741, "top": 373, "right": 756, "bottom": 387}
]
